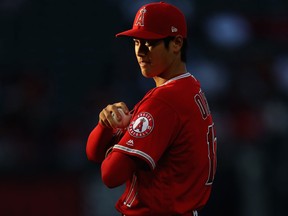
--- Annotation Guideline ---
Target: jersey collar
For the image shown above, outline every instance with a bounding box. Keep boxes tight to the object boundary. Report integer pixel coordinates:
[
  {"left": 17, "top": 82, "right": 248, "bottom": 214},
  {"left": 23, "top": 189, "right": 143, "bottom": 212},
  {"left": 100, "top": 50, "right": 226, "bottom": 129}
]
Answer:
[{"left": 161, "top": 72, "right": 194, "bottom": 86}]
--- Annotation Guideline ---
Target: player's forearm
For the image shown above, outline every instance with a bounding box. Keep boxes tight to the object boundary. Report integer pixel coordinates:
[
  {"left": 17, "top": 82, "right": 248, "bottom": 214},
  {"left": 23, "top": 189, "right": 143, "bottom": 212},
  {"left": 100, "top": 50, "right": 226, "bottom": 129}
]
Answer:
[
  {"left": 101, "top": 151, "right": 136, "bottom": 188},
  {"left": 86, "top": 123, "right": 114, "bottom": 163}
]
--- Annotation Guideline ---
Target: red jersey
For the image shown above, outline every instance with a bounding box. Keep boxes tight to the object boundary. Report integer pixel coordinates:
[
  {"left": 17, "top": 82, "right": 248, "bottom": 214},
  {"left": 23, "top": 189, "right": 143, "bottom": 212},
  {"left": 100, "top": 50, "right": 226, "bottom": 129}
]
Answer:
[{"left": 112, "top": 73, "right": 217, "bottom": 215}]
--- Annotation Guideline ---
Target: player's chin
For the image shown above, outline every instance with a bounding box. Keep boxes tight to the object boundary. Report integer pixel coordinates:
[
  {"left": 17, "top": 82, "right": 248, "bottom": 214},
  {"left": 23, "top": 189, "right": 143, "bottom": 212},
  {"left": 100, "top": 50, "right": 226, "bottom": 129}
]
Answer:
[
  {"left": 140, "top": 68, "right": 154, "bottom": 78},
  {"left": 141, "top": 72, "right": 150, "bottom": 78}
]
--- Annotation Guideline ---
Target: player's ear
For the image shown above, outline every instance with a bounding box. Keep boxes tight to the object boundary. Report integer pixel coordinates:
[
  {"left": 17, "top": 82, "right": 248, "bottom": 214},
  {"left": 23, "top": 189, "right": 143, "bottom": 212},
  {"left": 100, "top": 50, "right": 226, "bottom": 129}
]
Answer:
[{"left": 172, "top": 35, "right": 183, "bottom": 52}]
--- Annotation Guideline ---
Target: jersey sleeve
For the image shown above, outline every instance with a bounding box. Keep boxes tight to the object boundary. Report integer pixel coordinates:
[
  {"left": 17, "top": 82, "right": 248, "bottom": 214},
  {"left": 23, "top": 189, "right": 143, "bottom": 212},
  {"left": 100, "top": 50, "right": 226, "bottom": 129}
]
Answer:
[
  {"left": 112, "top": 97, "right": 180, "bottom": 170},
  {"left": 86, "top": 123, "right": 124, "bottom": 163}
]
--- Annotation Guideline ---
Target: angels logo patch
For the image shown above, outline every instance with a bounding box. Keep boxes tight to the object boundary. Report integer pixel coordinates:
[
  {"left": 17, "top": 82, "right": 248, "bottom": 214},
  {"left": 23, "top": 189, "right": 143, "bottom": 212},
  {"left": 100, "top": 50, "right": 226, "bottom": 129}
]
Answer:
[{"left": 128, "top": 112, "right": 154, "bottom": 138}]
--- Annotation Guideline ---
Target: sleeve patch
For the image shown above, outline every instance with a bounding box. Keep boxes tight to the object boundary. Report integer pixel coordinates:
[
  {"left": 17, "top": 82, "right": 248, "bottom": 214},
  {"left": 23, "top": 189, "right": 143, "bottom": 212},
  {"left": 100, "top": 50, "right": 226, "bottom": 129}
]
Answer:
[{"left": 128, "top": 112, "right": 154, "bottom": 138}]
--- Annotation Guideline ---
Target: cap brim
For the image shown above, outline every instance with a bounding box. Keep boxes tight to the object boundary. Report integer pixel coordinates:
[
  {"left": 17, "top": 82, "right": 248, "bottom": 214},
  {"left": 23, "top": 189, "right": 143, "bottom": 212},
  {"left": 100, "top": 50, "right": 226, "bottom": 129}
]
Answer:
[{"left": 116, "top": 29, "right": 166, "bottom": 40}]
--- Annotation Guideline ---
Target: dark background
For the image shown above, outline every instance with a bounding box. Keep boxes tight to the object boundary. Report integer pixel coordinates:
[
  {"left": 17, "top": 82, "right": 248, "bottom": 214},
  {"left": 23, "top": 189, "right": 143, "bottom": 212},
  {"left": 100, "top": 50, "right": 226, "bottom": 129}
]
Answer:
[{"left": 0, "top": 0, "right": 288, "bottom": 215}]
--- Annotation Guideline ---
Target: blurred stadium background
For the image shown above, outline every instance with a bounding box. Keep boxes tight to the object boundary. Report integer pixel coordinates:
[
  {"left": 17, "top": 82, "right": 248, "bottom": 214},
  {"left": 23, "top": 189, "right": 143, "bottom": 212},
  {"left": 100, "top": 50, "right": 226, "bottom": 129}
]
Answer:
[{"left": 0, "top": 0, "right": 288, "bottom": 215}]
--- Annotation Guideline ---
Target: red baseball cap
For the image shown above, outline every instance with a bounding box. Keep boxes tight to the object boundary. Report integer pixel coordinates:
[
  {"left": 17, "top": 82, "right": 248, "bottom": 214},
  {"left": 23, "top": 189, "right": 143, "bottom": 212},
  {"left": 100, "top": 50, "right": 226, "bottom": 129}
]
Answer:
[{"left": 116, "top": 2, "right": 187, "bottom": 39}]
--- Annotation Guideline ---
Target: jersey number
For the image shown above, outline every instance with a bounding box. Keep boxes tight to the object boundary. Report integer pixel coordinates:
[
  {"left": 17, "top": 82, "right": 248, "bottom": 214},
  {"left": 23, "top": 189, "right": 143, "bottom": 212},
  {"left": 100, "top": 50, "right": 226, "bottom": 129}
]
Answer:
[
  {"left": 206, "top": 124, "right": 217, "bottom": 185},
  {"left": 195, "top": 90, "right": 217, "bottom": 185},
  {"left": 194, "top": 90, "right": 210, "bottom": 120}
]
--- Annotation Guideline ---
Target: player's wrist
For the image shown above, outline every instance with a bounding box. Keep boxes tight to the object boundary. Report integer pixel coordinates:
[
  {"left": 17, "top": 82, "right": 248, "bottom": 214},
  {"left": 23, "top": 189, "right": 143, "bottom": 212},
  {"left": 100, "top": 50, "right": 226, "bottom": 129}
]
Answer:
[
  {"left": 98, "top": 121, "right": 115, "bottom": 133},
  {"left": 98, "top": 121, "right": 121, "bottom": 135},
  {"left": 99, "top": 120, "right": 112, "bottom": 129}
]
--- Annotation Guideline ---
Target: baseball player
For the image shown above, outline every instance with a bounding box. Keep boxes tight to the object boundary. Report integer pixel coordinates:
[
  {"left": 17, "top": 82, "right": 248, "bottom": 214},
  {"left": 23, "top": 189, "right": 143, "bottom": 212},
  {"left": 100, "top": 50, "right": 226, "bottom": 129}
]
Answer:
[{"left": 86, "top": 2, "right": 217, "bottom": 215}]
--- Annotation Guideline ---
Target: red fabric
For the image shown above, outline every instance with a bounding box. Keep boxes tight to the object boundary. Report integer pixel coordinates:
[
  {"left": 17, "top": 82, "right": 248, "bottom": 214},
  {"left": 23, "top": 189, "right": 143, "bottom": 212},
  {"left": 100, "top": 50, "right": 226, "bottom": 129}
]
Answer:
[
  {"left": 101, "top": 152, "right": 137, "bottom": 188},
  {"left": 116, "top": 2, "right": 187, "bottom": 39},
  {"left": 86, "top": 123, "right": 114, "bottom": 162},
  {"left": 113, "top": 73, "right": 217, "bottom": 215}
]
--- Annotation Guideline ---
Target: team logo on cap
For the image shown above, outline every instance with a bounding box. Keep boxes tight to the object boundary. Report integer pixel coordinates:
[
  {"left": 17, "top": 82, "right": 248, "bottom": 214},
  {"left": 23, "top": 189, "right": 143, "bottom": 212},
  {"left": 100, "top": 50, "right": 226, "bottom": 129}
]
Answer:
[
  {"left": 135, "top": 7, "right": 147, "bottom": 26},
  {"left": 128, "top": 112, "right": 154, "bottom": 138}
]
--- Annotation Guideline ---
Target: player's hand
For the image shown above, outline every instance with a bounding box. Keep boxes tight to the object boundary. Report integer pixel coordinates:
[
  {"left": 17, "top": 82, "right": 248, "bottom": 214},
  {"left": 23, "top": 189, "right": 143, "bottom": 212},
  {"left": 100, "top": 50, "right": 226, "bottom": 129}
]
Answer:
[{"left": 99, "top": 102, "right": 130, "bottom": 129}]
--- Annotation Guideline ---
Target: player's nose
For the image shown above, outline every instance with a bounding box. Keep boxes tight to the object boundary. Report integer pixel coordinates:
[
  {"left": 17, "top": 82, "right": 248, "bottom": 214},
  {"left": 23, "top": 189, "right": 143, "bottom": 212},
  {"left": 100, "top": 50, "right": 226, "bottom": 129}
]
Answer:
[{"left": 136, "top": 43, "right": 149, "bottom": 57}]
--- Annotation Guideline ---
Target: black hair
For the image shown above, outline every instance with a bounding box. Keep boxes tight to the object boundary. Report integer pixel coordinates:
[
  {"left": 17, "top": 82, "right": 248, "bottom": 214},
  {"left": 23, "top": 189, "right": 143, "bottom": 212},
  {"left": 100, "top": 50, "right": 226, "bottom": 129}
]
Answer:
[{"left": 163, "top": 36, "right": 187, "bottom": 63}]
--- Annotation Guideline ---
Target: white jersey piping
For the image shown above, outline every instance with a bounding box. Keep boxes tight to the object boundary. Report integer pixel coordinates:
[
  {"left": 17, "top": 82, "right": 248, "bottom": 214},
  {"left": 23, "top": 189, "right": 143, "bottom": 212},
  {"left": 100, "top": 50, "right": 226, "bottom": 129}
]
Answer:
[
  {"left": 113, "top": 144, "right": 156, "bottom": 169},
  {"left": 161, "top": 72, "right": 194, "bottom": 86}
]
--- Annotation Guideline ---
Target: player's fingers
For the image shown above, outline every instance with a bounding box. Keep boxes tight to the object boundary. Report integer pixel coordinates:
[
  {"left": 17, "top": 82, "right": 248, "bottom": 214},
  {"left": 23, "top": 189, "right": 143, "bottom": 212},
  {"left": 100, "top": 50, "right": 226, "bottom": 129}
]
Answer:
[
  {"left": 101, "top": 107, "right": 119, "bottom": 129},
  {"left": 107, "top": 104, "right": 122, "bottom": 121},
  {"left": 99, "top": 110, "right": 111, "bottom": 128},
  {"left": 98, "top": 102, "right": 129, "bottom": 128},
  {"left": 114, "top": 102, "right": 129, "bottom": 114}
]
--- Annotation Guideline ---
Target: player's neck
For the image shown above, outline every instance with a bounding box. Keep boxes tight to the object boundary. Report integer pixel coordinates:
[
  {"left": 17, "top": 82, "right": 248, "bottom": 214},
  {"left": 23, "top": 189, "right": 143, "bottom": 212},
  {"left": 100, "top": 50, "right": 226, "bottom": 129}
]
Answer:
[{"left": 153, "top": 62, "right": 187, "bottom": 87}]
